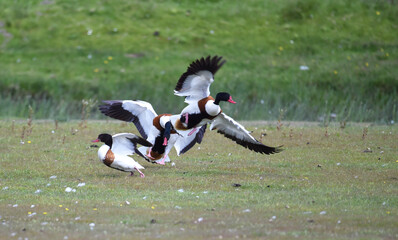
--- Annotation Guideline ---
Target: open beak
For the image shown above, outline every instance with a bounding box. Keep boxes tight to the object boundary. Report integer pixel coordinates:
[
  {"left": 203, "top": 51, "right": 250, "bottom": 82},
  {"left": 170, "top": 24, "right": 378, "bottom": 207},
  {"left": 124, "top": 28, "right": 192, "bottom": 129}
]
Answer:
[
  {"left": 92, "top": 139, "right": 100, "bottom": 143},
  {"left": 228, "top": 96, "right": 237, "bottom": 104}
]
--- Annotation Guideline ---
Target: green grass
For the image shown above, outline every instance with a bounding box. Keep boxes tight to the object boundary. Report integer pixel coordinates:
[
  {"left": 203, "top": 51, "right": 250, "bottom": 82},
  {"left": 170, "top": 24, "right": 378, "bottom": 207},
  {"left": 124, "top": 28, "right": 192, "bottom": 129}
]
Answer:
[
  {"left": 0, "top": 120, "right": 397, "bottom": 239},
  {"left": 0, "top": 0, "right": 397, "bottom": 122}
]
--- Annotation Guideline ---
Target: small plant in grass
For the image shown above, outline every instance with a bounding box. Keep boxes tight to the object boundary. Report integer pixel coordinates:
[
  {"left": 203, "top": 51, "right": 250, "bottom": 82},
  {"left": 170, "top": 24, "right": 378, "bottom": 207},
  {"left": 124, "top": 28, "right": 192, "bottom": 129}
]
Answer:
[
  {"left": 25, "top": 105, "right": 34, "bottom": 137},
  {"left": 324, "top": 127, "right": 329, "bottom": 137},
  {"left": 80, "top": 99, "right": 97, "bottom": 128},
  {"left": 362, "top": 127, "right": 368, "bottom": 140},
  {"left": 277, "top": 109, "right": 285, "bottom": 131},
  {"left": 340, "top": 120, "right": 346, "bottom": 129},
  {"left": 21, "top": 126, "right": 26, "bottom": 140},
  {"left": 11, "top": 120, "right": 15, "bottom": 133}
]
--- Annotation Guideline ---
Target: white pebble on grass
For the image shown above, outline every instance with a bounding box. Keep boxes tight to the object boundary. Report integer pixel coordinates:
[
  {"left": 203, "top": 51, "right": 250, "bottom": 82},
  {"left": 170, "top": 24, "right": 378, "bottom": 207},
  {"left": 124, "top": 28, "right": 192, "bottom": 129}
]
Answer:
[
  {"left": 31, "top": 205, "right": 35, "bottom": 208},
  {"left": 203, "top": 191, "right": 208, "bottom": 194},
  {"left": 77, "top": 183, "right": 85, "bottom": 187},
  {"left": 75, "top": 216, "right": 81, "bottom": 221},
  {"left": 65, "top": 187, "right": 76, "bottom": 193},
  {"left": 143, "top": 196, "right": 147, "bottom": 200},
  {"left": 269, "top": 215, "right": 276, "bottom": 222},
  {"left": 175, "top": 206, "right": 182, "bottom": 209},
  {"left": 125, "top": 201, "right": 130, "bottom": 205},
  {"left": 13, "top": 204, "right": 18, "bottom": 208},
  {"left": 337, "top": 220, "right": 341, "bottom": 224},
  {"left": 35, "top": 189, "right": 42, "bottom": 194},
  {"left": 171, "top": 162, "right": 176, "bottom": 167},
  {"left": 41, "top": 222, "right": 48, "bottom": 226},
  {"left": 337, "top": 163, "right": 341, "bottom": 166},
  {"left": 242, "top": 209, "right": 251, "bottom": 213},
  {"left": 197, "top": 217, "right": 203, "bottom": 223},
  {"left": 300, "top": 65, "right": 309, "bottom": 71},
  {"left": 2, "top": 186, "right": 9, "bottom": 190},
  {"left": 89, "top": 223, "right": 95, "bottom": 230},
  {"left": 49, "top": 175, "right": 57, "bottom": 179},
  {"left": 320, "top": 211, "right": 327, "bottom": 215},
  {"left": 178, "top": 189, "right": 184, "bottom": 193}
]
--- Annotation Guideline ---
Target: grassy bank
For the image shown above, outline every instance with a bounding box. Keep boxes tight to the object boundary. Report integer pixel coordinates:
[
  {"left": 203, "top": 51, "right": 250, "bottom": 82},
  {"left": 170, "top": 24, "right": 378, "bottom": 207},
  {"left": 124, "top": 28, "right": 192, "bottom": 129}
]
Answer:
[
  {"left": 0, "top": 0, "right": 397, "bottom": 122},
  {"left": 0, "top": 120, "right": 397, "bottom": 239}
]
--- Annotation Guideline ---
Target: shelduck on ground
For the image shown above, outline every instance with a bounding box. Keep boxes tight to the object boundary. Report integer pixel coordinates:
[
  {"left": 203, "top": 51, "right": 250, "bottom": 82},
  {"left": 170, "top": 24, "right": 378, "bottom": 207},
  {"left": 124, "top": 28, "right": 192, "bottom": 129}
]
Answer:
[
  {"left": 173, "top": 55, "right": 283, "bottom": 155},
  {"left": 99, "top": 100, "right": 206, "bottom": 165},
  {"left": 92, "top": 133, "right": 153, "bottom": 177}
]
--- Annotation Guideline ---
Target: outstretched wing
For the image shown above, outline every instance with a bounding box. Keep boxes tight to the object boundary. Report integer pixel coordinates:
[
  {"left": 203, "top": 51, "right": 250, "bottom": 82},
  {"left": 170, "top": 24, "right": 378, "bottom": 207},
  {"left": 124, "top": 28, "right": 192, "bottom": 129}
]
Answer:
[
  {"left": 209, "top": 113, "right": 283, "bottom": 155},
  {"left": 174, "top": 56, "right": 225, "bottom": 102},
  {"left": 174, "top": 125, "right": 207, "bottom": 156},
  {"left": 111, "top": 133, "right": 152, "bottom": 160},
  {"left": 99, "top": 100, "right": 157, "bottom": 139}
]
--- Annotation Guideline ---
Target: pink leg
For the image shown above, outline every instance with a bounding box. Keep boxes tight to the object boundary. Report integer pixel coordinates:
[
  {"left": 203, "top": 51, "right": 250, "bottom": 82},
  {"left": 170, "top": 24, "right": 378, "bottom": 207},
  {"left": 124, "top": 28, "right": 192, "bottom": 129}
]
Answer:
[
  {"left": 184, "top": 113, "right": 189, "bottom": 124},
  {"left": 146, "top": 148, "right": 155, "bottom": 160},
  {"left": 135, "top": 167, "right": 145, "bottom": 178},
  {"left": 156, "top": 154, "right": 167, "bottom": 165},
  {"left": 188, "top": 127, "right": 197, "bottom": 136},
  {"left": 130, "top": 172, "right": 134, "bottom": 176},
  {"left": 163, "top": 137, "right": 168, "bottom": 146}
]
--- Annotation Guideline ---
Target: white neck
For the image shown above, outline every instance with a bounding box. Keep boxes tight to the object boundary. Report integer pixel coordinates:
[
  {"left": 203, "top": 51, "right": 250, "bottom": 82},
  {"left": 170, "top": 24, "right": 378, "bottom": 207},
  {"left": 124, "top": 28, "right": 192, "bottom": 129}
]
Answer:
[
  {"left": 98, "top": 145, "right": 110, "bottom": 161},
  {"left": 205, "top": 100, "right": 221, "bottom": 116}
]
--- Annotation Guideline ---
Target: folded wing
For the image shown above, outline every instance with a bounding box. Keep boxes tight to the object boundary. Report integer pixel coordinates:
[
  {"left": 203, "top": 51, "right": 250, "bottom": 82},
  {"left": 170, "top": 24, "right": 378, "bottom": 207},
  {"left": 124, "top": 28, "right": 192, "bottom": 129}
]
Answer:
[
  {"left": 99, "top": 100, "right": 157, "bottom": 139},
  {"left": 111, "top": 133, "right": 152, "bottom": 160},
  {"left": 210, "top": 113, "right": 282, "bottom": 155}
]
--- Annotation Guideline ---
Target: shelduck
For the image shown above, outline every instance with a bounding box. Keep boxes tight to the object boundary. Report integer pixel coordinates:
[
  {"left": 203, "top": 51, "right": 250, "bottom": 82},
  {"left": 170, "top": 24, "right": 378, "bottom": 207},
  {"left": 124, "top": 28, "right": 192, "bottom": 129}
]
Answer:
[
  {"left": 92, "top": 133, "right": 153, "bottom": 177},
  {"left": 99, "top": 100, "right": 206, "bottom": 165},
  {"left": 173, "top": 56, "right": 283, "bottom": 155}
]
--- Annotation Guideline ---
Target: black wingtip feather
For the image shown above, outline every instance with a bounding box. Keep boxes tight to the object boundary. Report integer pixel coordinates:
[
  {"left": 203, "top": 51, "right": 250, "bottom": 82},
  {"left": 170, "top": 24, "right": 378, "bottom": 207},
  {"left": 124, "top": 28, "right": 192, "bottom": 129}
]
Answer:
[
  {"left": 218, "top": 130, "right": 283, "bottom": 155},
  {"left": 127, "top": 136, "right": 153, "bottom": 161},
  {"left": 99, "top": 100, "right": 148, "bottom": 139},
  {"left": 179, "top": 125, "right": 208, "bottom": 155},
  {"left": 99, "top": 101, "right": 136, "bottom": 122},
  {"left": 175, "top": 55, "right": 226, "bottom": 91}
]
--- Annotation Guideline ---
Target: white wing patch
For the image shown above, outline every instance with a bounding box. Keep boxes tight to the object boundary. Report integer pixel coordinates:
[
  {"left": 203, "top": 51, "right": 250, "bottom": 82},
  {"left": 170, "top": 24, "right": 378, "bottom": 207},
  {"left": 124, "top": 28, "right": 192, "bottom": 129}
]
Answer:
[
  {"left": 174, "top": 70, "right": 213, "bottom": 102},
  {"left": 121, "top": 100, "right": 157, "bottom": 139},
  {"left": 210, "top": 113, "right": 256, "bottom": 142},
  {"left": 209, "top": 113, "right": 282, "bottom": 155},
  {"left": 111, "top": 133, "right": 140, "bottom": 156}
]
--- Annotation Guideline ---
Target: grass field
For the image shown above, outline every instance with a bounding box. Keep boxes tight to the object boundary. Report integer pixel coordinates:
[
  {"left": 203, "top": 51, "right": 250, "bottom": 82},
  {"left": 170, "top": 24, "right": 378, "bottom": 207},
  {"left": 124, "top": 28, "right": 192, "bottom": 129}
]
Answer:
[
  {"left": 1, "top": 0, "right": 397, "bottom": 122},
  {"left": 0, "top": 120, "right": 397, "bottom": 239}
]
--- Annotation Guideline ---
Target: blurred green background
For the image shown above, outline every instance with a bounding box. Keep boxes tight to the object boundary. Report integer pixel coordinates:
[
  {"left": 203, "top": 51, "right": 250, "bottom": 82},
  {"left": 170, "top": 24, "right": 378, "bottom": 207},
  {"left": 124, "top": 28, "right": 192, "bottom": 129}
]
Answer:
[{"left": 0, "top": 0, "right": 397, "bottom": 122}]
